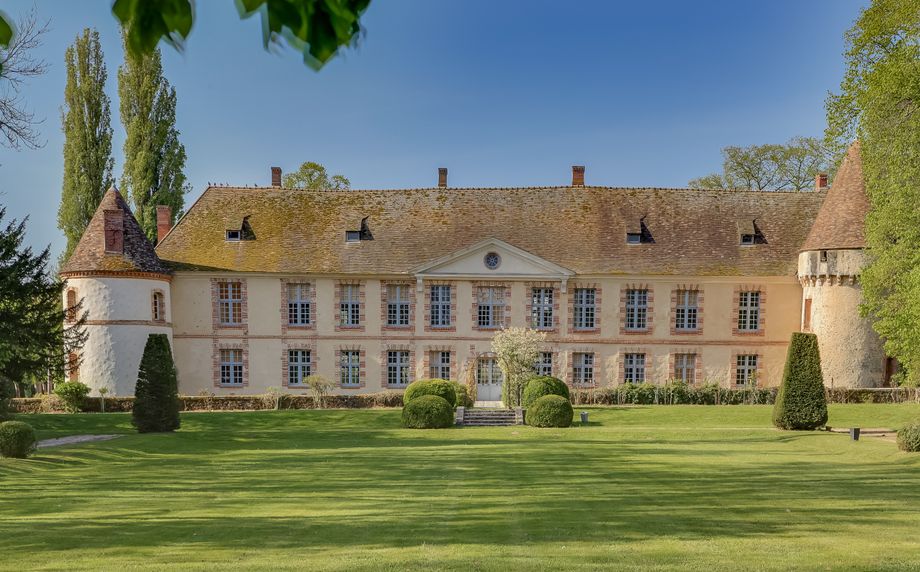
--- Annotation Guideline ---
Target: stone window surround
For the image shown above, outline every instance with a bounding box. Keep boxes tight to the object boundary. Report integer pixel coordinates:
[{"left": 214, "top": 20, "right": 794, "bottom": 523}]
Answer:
[
  {"left": 423, "top": 345, "right": 457, "bottom": 381},
  {"left": 213, "top": 339, "right": 249, "bottom": 388},
  {"left": 617, "top": 347, "right": 649, "bottom": 384},
  {"left": 732, "top": 285, "right": 766, "bottom": 337},
  {"left": 381, "top": 344, "right": 415, "bottom": 388},
  {"left": 569, "top": 348, "right": 597, "bottom": 388},
  {"left": 424, "top": 281, "right": 457, "bottom": 333},
  {"left": 65, "top": 288, "right": 78, "bottom": 323},
  {"left": 381, "top": 281, "right": 416, "bottom": 331},
  {"left": 472, "top": 281, "right": 511, "bottom": 331},
  {"left": 668, "top": 351, "right": 703, "bottom": 384},
  {"left": 670, "top": 285, "right": 704, "bottom": 336},
  {"left": 211, "top": 278, "right": 248, "bottom": 333},
  {"left": 151, "top": 288, "right": 166, "bottom": 323},
  {"left": 281, "top": 340, "right": 317, "bottom": 389},
  {"left": 731, "top": 350, "right": 763, "bottom": 386},
  {"left": 280, "top": 279, "right": 316, "bottom": 334},
  {"left": 526, "top": 281, "right": 560, "bottom": 332},
  {"left": 620, "top": 284, "right": 654, "bottom": 335},
  {"left": 334, "top": 281, "right": 366, "bottom": 333},
  {"left": 568, "top": 283, "right": 602, "bottom": 335},
  {"left": 337, "top": 345, "right": 366, "bottom": 389}
]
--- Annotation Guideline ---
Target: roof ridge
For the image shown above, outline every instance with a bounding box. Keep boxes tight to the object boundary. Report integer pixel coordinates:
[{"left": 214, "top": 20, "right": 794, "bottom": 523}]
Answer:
[{"left": 205, "top": 184, "right": 818, "bottom": 195}]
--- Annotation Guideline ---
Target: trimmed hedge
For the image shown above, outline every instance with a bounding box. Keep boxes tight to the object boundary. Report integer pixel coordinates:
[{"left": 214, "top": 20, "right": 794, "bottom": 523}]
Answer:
[
  {"left": 897, "top": 422, "right": 920, "bottom": 452},
  {"left": 572, "top": 383, "right": 777, "bottom": 406},
  {"left": 133, "top": 334, "right": 181, "bottom": 433},
  {"left": 522, "top": 376, "right": 570, "bottom": 408},
  {"left": 0, "top": 421, "right": 37, "bottom": 458},
  {"left": 526, "top": 395, "right": 574, "bottom": 428},
  {"left": 403, "top": 379, "right": 457, "bottom": 408},
  {"left": 401, "top": 394, "right": 455, "bottom": 428},
  {"left": 450, "top": 381, "right": 474, "bottom": 408},
  {"left": 773, "top": 332, "right": 828, "bottom": 430}
]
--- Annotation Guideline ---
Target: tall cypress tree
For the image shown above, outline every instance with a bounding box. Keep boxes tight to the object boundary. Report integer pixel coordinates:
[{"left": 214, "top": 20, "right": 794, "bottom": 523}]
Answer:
[
  {"left": 57, "top": 28, "right": 114, "bottom": 260},
  {"left": 118, "top": 39, "right": 188, "bottom": 243}
]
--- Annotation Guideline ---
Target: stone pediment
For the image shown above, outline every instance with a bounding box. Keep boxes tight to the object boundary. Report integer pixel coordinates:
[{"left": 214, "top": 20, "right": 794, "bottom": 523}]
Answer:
[{"left": 413, "top": 238, "right": 574, "bottom": 283}]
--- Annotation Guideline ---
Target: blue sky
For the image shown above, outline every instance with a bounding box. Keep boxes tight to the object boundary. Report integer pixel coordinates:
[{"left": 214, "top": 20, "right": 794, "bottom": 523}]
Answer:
[{"left": 1, "top": 0, "right": 865, "bottom": 258}]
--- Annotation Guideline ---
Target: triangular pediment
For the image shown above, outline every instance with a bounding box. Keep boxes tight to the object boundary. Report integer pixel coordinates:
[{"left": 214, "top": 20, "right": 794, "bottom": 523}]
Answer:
[{"left": 413, "top": 238, "right": 574, "bottom": 279}]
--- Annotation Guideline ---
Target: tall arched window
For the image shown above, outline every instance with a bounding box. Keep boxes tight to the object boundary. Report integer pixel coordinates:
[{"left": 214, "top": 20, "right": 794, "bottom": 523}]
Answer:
[
  {"left": 65, "top": 289, "right": 77, "bottom": 323},
  {"left": 152, "top": 291, "right": 165, "bottom": 322},
  {"left": 66, "top": 353, "right": 80, "bottom": 381}
]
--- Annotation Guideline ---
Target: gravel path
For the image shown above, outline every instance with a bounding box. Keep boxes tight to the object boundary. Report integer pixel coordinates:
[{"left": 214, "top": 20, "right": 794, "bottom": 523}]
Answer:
[{"left": 37, "top": 434, "right": 121, "bottom": 449}]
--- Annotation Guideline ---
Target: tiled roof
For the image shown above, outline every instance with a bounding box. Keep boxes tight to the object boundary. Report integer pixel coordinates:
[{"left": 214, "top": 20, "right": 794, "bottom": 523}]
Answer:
[
  {"left": 800, "top": 142, "right": 868, "bottom": 252},
  {"left": 60, "top": 188, "right": 172, "bottom": 276},
  {"left": 156, "top": 184, "right": 825, "bottom": 277}
]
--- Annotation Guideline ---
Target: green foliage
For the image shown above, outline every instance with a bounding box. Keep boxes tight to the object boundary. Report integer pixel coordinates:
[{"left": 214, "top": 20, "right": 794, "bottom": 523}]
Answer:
[
  {"left": 449, "top": 380, "right": 473, "bottom": 408},
  {"left": 53, "top": 381, "right": 90, "bottom": 414},
  {"left": 826, "top": 0, "right": 920, "bottom": 385},
  {"left": 403, "top": 379, "right": 457, "bottom": 409},
  {"left": 896, "top": 421, "right": 920, "bottom": 452},
  {"left": 689, "top": 137, "right": 839, "bottom": 191},
  {"left": 304, "top": 374, "right": 336, "bottom": 408},
  {"left": 0, "top": 12, "right": 12, "bottom": 48},
  {"left": 282, "top": 161, "right": 350, "bottom": 190},
  {"left": 521, "top": 376, "right": 569, "bottom": 408},
  {"left": 773, "top": 333, "right": 828, "bottom": 430},
  {"left": 112, "top": 0, "right": 193, "bottom": 57},
  {"left": 119, "top": 39, "right": 188, "bottom": 243},
  {"left": 400, "top": 394, "right": 454, "bottom": 429},
  {"left": 0, "top": 420, "right": 36, "bottom": 458},
  {"left": 526, "top": 394, "right": 573, "bottom": 428},
  {"left": 492, "top": 327, "right": 546, "bottom": 407},
  {"left": 133, "top": 334, "right": 180, "bottom": 433},
  {"left": 58, "top": 28, "right": 114, "bottom": 260}
]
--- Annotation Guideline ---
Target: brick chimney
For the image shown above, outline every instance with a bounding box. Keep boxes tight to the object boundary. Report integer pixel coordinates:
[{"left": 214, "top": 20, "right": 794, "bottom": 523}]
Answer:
[
  {"left": 572, "top": 165, "right": 585, "bottom": 187},
  {"left": 271, "top": 166, "right": 282, "bottom": 187},
  {"left": 156, "top": 205, "right": 172, "bottom": 243},
  {"left": 438, "top": 167, "right": 448, "bottom": 188},
  {"left": 815, "top": 172, "right": 828, "bottom": 191}
]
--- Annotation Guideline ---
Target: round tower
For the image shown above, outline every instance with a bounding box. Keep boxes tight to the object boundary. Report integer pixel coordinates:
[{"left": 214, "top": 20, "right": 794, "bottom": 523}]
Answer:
[
  {"left": 59, "top": 187, "right": 174, "bottom": 397},
  {"left": 798, "top": 142, "right": 886, "bottom": 388}
]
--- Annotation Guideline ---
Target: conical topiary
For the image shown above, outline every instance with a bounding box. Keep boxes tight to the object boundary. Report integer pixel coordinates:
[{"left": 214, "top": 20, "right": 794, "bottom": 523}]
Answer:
[
  {"left": 773, "top": 332, "right": 828, "bottom": 430},
  {"left": 132, "top": 334, "right": 180, "bottom": 433}
]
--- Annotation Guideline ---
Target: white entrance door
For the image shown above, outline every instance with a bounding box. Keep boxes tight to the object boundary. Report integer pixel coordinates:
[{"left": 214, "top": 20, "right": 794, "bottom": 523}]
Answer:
[{"left": 476, "top": 357, "right": 503, "bottom": 402}]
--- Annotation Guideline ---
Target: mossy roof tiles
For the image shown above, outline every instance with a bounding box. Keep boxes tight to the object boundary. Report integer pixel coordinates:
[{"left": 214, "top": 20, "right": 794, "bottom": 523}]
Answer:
[{"left": 800, "top": 142, "right": 868, "bottom": 252}]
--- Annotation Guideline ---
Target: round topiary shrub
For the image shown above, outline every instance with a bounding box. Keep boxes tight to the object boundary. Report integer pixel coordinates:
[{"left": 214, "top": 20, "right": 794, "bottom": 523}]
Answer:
[
  {"left": 54, "top": 381, "right": 91, "bottom": 414},
  {"left": 897, "top": 421, "right": 920, "bottom": 452},
  {"left": 403, "top": 379, "right": 457, "bottom": 408},
  {"left": 401, "top": 394, "right": 455, "bottom": 429},
  {"left": 526, "top": 394, "right": 574, "bottom": 428},
  {"left": 0, "top": 421, "right": 37, "bottom": 458},
  {"left": 449, "top": 380, "right": 474, "bottom": 408},
  {"left": 522, "top": 376, "right": 570, "bottom": 408}
]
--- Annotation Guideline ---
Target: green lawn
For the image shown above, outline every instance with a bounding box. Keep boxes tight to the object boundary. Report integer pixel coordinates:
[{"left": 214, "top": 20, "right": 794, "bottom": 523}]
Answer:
[{"left": 2, "top": 405, "right": 920, "bottom": 571}]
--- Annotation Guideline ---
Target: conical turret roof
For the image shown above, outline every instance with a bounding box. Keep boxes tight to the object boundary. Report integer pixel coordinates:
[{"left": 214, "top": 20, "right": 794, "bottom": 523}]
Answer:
[
  {"left": 60, "top": 187, "right": 171, "bottom": 276},
  {"left": 800, "top": 142, "right": 869, "bottom": 251}
]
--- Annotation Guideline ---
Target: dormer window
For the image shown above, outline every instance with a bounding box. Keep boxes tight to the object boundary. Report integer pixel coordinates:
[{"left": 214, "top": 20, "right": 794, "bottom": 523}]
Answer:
[
  {"left": 625, "top": 216, "right": 653, "bottom": 244},
  {"left": 626, "top": 233, "right": 642, "bottom": 245},
  {"left": 226, "top": 229, "right": 241, "bottom": 241},
  {"left": 740, "top": 234, "right": 756, "bottom": 246},
  {"left": 737, "top": 218, "right": 765, "bottom": 246},
  {"left": 345, "top": 216, "right": 373, "bottom": 243},
  {"left": 345, "top": 231, "right": 361, "bottom": 243},
  {"left": 820, "top": 250, "right": 828, "bottom": 262},
  {"left": 226, "top": 216, "right": 256, "bottom": 242}
]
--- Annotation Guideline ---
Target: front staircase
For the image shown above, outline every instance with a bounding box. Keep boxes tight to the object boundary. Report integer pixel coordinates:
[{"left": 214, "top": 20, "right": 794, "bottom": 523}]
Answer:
[{"left": 456, "top": 406, "right": 524, "bottom": 426}]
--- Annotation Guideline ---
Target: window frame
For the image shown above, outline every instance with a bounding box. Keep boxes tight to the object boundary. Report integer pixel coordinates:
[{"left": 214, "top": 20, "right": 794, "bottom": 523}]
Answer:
[
  {"left": 218, "top": 281, "right": 243, "bottom": 326},
  {"left": 477, "top": 357, "right": 503, "bottom": 385},
  {"left": 430, "top": 285, "right": 452, "bottom": 328},
  {"left": 623, "top": 352, "right": 646, "bottom": 383},
  {"left": 287, "top": 283, "right": 312, "bottom": 326},
  {"left": 573, "top": 288, "right": 597, "bottom": 330},
  {"left": 219, "top": 348, "right": 244, "bottom": 386},
  {"left": 530, "top": 287, "right": 554, "bottom": 330},
  {"left": 737, "top": 291, "right": 761, "bottom": 332},
  {"left": 386, "top": 284, "right": 411, "bottom": 327},
  {"left": 287, "top": 349, "right": 312, "bottom": 386},
  {"left": 674, "top": 353, "right": 696, "bottom": 383},
  {"left": 674, "top": 289, "right": 698, "bottom": 331},
  {"left": 477, "top": 286, "right": 505, "bottom": 329},
  {"left": 386, "top": 350, "right": 411, "bottom": 387},
  {"left": 340, "top": 350, "right": 361, "bottom": 387},
  {"left": 536, "top": 351, "right": 553, "bottom": 377},
  {"left": 152, "top": 291, "right": 165, "bottom": 322},
  {"left": 339, "top": 284, "right": 361, "bottom": 327},
  {"left": 573, "top": 352, "right": 595, "bottom": 385},
  {"left": 430, "top": 351, "right": 451, "bottom": 380},
  {"left": 735, "top": 354, "right": 758, "bottom": 385},
  {"left": 625, "top": 289, "right": 648, "bottom": 331}
]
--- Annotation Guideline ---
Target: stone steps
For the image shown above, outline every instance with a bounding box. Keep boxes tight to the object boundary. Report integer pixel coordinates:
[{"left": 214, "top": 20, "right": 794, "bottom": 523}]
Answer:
[{"left": 456, "top": 406, "right": 523, "bottom": 426}]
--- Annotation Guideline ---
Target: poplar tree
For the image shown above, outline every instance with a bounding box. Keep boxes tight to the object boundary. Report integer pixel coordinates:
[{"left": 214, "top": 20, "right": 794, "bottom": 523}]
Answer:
[
  {"left": 57, "top": 28, "right": 114, "bottom": 260},
  {"left": 118, "top": 39, "right": 188, "bottom": 242}
]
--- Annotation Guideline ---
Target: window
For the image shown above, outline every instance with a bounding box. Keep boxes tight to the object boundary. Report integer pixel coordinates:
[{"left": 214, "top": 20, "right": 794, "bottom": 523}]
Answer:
[
  {"left": 740, "top": 234, "right": 755, "bottom": 245},
  {"left": 803, "top": 298, "right": 813, "bottom": 332},
  {"left": 484, "top": 252, "right": 501, "bottom": 269},
  {"left": 573, "top": 352, "right": 594, "bottom": 385},
  {"left": 537, "top": 352, "right": 553, "bottom": 377},
  {"left": 675, "top": 289, "right": 698, "bottom": 331},
  {"left": 340, "top": 350, "right": 361, "bottom": 386},
  {"left": 626, "top": 232, "right": 642, "bottom": 245},
  {"left": 674, "top": 353, "right": 696, "bottom": 383},
  {"left": 339, "top": 284, "right": 360, "bottom": 326},
  {"left": 387, "top": 350, "right": 411, "bottom": 387},
  {"left": 735, "top": 355, "right": 758, "bottom": 385},
  {"left": 287, "top": 283, "right": 312, "bottom": 326},
  {"left": 287, "top": 349, "right": 312, "bottom": 386},
  {"left": 430, "top": 285, "right": 452, "bottom": 328},
  {"left": 477, "top": 286, "right": 505, "bottom": 328},
  {"left": 430, "top": 351, "right": 451, "bottom": 380},
  {"left": 531, "top": 288, "right": 554, "bottom": 329},
  {"left": 152, "top": 291, "right": 165, "bottom": 322},
  {"left": 66, "top": 353, "right": 80, "bottom": 381},
  {"left": 218, "top": 281, "right": 243, "bottom": 325},
  {"left": 737, "top": 291, "right": 760, "bottom": 332},
  {"left": 219, "top": 349, "right": 244, "bottom": 385},
  {"left": 820, "top": 250, "right": 828, "bottom": 262},
  {"left": 625, "top": 289, "right": 648, "bottom": 331},
  {"left": 573, "top": 288, "right": 596, "bottom": 330},
  {"left": 387, "top": 284, "right": 411, "bottom": 327},
  {"left": 226, "top": 229, "right": 241, "bottom": 241},
  {"left": 65, "top": 289, "right": 77, "bottom": 323},
  {"left": 623, "top": 353, "right": 646, "bottom": 383},
  {"left": 477, "top": 358, "right": 503, "bottom": 384},
  {"left": 345, "top": 230, "right": 361, "bottom": 243}
]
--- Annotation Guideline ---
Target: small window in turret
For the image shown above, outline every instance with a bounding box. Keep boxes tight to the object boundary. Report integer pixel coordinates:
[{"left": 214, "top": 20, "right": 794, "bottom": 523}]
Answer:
[{"left": 820, "top": 250, "right": 828, "bottom": 262}]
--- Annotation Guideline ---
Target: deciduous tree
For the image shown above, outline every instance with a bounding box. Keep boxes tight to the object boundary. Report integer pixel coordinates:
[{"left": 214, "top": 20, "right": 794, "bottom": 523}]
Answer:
[
  {"left": 0, "top": 9, "right": 48, "bottom": 152},
  {"left": 491, "top": 327, "right": 545, "bottom": 407},
  {"left": 283, "top": 161, "right": 350, "bottom": 190}
]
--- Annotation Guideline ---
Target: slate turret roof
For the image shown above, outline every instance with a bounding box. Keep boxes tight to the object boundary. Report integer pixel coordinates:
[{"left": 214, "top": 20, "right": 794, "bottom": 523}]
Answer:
[
  {"left": 60, "top": 187, "right": 172, "bottom": 276},
  {"left": 800, "top": 142, "right": 869, "bottom": 252}
]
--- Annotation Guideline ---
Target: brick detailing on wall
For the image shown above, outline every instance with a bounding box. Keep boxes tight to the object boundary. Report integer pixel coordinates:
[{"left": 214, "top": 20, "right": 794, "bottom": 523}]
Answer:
[
  {"left": 423, "top": 281, "right": 457, "bottom": 333},
  {"left": 210, "top": 278, "right": 248, "bottom": 333},
  {"left": 334, "top": 280, "right": 366, "bottom": 333},
  {"left": 280, "top": 279, "right": 316, "bottom": 335},
  {"left": 669, "top": 285, "right": 704, "bottom": 336},
  {"left": 731, "top": 285, "right": 767, "bottom": 337},
  {"left": 422, "top": 345, "right": 457, "bottom": 381},
  {"left": 525, "top": 281, "right": 561, "bottom": 332},
  {"left": 567, "top": 283, "right": 602, "bottom": 335},
  {"left": 620, "top": 284, "right": 653, "bottom": 335},
  {"left": 472, "top": 281, "right": 511, "bottom": 331},
  {"left": 335, "top": 345, "right": 366, "bottom": 389},
  {"left": 667, "top": 350, "right": 703, "bottom": 384},
  {"left": 280, "top": 339, "right": 317, "bottom": 389},
  {"left": 380, "top": 281, "right": 416, "bottom": 332},
  {"left": 380, "top": 344, "right": 416, "bottom": 388},
  {"left": 212, "top": 338, "right": 249, "bottom": 388}
]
